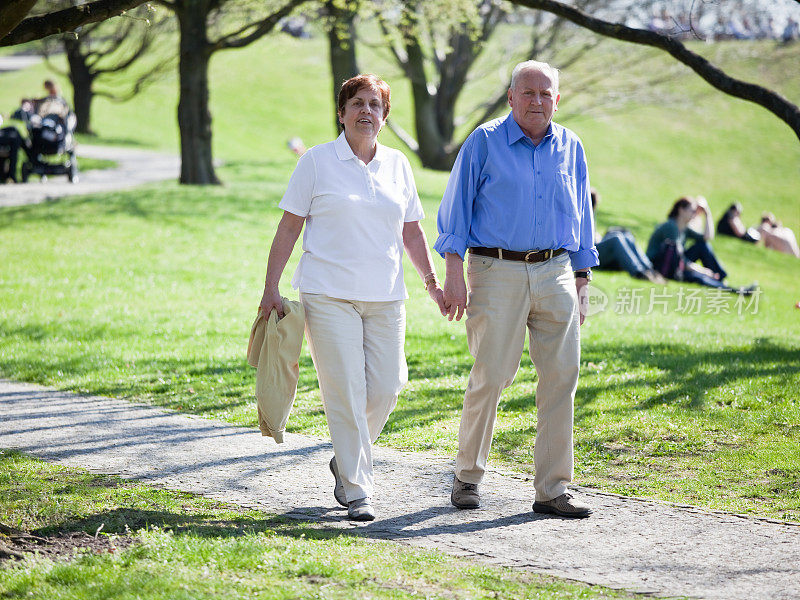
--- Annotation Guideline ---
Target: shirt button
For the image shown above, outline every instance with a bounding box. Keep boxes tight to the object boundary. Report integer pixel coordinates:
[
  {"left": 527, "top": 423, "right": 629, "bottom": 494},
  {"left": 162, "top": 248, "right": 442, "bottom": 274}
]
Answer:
[{"left": 536, "top": 171, "right": 541, "bottom": 175}]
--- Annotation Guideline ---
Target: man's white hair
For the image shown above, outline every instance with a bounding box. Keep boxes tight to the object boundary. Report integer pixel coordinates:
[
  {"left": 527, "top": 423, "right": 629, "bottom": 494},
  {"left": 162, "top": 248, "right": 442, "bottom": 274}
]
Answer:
[{"left": 510, "top": 60, "right": 559, "bottom": 93}]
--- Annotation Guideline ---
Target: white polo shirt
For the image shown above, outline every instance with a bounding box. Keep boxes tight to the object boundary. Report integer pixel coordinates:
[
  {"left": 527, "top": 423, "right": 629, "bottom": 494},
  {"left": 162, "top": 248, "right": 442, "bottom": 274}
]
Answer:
[{"left": 279, "top": 133, "right": 424, "bottom": 302}]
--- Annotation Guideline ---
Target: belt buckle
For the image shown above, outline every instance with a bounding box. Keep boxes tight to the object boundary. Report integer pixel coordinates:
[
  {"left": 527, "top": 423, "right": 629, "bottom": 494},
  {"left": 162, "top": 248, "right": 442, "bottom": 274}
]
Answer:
[{"left": 524, "top": 250, "right": 537, "bottom": 262}]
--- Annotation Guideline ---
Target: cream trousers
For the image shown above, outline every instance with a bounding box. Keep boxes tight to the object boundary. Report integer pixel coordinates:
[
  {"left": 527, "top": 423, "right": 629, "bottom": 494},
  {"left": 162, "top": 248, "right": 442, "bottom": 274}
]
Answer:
[
  {"left": 300, "top": 293, "right": 407, "bottom": 502},
  {"left": 455, "top": 252, "right": 580, "bottom": 502}
]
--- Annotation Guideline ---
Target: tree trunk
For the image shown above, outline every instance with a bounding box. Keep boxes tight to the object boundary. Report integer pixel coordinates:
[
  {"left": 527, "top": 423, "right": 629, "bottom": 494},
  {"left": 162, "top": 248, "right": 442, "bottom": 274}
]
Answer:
[
  {"left": 64, "top": 37, "right": 96, "bottom": 135},
  {"left": 405, "top": 42, "right": 455, "bottom": 171},
  {"left": 413, "top": 89, "right": 457, "bottom": 170},
  {"left": 326, "top": 0, "right": 359, "bottom": 133},
  {"left": 176, "top": 3, "right": 218, "bottom": 185}
]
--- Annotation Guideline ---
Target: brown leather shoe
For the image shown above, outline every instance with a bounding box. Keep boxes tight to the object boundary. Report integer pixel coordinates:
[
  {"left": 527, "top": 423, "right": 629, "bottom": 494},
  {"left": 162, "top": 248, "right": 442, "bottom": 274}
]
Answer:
[
  {"left": 451, "top": 476, "right": 480, "bottom": 509},
  {"left": 533, "top": 492, "right": 592, "bottom": 518}
]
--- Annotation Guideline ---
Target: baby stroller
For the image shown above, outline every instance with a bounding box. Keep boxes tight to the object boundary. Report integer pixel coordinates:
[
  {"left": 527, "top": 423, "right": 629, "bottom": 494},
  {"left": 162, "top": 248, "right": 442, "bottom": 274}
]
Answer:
[
  {"left": 0, "top": 126, "right": 24, "bottom": 183},
  {"left": 21, "top": 111, "right": 79, "bottom": 183},
  {"left": 0, "top": 113, "right": 29, "bottom": 183}
]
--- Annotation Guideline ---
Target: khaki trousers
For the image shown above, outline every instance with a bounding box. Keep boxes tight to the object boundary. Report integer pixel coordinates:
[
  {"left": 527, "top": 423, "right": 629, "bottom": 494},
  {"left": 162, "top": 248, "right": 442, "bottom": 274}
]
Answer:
[
  {"left": 455, "top": 252, "right": 580, "bottom": 502},
  {"left": 300, "top": 293, "right": 407, "bottom": 502}
]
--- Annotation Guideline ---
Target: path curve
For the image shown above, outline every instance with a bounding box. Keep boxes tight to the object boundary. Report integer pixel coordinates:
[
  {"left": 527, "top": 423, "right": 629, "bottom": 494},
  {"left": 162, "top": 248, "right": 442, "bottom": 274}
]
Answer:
[
  {"left": 0, "top": 145, "right": 180, "bottom": 208},
  {"left": 1, "top": 379, "right": 798, "bottom": 599}
]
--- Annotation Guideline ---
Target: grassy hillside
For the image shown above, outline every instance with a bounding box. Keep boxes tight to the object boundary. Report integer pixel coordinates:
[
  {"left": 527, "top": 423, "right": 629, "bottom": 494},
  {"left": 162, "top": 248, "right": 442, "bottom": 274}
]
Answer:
[{"left": 1, "top": 31, "right": 799, "bottom": 520}]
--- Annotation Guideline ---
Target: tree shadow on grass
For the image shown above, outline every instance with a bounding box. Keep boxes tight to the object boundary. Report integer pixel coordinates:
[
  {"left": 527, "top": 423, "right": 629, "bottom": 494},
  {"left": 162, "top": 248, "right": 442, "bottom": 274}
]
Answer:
[
  {"left": 34, "top": 507, "right": 297, "bottom": 539},
  {"left": 576, "top": 338, "right": 800, "bottom": 417},
  {"left": 491, "top": 337, "right": 800, "bottom": 418},
  {"left": 399, "top": 336, "right": 800, "bottom": 461},
  {"left": 0, "top": 182, "right": 285, "bottom": 231}
]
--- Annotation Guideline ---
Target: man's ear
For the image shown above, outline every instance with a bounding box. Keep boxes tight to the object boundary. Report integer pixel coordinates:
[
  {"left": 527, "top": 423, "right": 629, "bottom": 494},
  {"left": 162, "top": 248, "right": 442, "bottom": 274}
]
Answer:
[
  {"left": 507, "top": 88, "right": 513, "bottom": 107},
  {"left": 554, "top": 93, "right": 561, "bottom": 111}
]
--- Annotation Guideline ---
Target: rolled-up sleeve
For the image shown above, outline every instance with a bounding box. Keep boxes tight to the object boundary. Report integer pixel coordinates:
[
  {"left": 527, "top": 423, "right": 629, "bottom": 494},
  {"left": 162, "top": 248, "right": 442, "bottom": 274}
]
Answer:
[
  {"left": 434, "top": 134, "right": 480, "bottom": 259},
  {"left": 569, "top": 143, "right": 599, "bottom": 271}
]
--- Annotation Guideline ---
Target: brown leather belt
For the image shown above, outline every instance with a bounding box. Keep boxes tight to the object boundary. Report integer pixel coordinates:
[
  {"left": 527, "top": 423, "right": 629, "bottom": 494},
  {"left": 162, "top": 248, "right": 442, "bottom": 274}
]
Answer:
[{"left": 469, "top": 247, "right": 566, "bottom": 263}]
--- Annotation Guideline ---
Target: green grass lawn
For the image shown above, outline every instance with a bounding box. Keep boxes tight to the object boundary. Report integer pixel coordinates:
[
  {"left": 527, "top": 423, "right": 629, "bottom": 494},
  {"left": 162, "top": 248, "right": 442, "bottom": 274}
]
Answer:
[
  {"left": 1, "top": 33, "right": 799, "bottom": 523},
  {"left": 0, "top": 450, "right": 645, "bottom": 599}
]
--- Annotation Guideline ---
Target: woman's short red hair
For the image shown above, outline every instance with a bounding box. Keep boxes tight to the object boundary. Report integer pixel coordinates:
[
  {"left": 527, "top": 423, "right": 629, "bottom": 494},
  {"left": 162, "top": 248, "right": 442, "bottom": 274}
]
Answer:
[{"left": 337, "top": 74, "right": 391, "bottom": 120}]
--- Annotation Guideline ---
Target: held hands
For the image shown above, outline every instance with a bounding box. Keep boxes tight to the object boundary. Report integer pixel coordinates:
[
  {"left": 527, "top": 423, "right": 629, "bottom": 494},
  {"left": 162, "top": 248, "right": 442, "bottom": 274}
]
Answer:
[
  {"left": 427, "top": 283, "right": 447, "bottom": 316},
  {"left": 443, "top": 273, "right": 467, "bottom": 321},
  {"left": 259, "top": 286, "right": 284, "bottom": 319}
]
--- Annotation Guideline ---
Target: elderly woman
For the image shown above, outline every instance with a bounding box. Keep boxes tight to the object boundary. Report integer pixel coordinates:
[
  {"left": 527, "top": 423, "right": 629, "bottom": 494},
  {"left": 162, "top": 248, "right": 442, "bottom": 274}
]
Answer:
[{"left": 259, "top": 74, "right": 445, "bottom": 521}]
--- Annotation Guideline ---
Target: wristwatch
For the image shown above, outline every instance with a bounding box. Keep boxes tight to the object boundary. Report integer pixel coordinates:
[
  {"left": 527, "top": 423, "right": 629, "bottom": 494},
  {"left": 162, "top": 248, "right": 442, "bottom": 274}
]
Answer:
[{"left": 574, "top": 270, "right": 593, "bottom": 282}]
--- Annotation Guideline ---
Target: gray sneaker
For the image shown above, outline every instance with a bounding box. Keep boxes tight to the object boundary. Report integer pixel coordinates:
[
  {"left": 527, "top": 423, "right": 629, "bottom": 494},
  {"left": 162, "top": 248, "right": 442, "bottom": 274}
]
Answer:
[
  {"left": 329, "top": 456, "right": 347, "bottom": 508},
  {"left": 532, "top": 492, "right": 592, "bottom": 518},
  {"left": 347, "top": 497, "right": 375, "bottom": 521},
  {"left": 451, "top": 476, "right": 480, "bottom": 509}
]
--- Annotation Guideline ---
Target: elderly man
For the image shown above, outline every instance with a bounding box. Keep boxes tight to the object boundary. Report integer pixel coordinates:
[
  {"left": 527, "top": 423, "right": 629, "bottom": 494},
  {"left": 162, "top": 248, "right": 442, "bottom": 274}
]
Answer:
[{"left": 435, "top": 60, "right": 598, "bottom": 518}]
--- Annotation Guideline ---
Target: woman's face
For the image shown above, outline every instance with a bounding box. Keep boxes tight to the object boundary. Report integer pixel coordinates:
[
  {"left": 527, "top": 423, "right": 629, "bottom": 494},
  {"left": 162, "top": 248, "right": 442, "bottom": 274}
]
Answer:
[
  {"left": 338, "top": 86, "right": 385, "bottom": 139},
  {"left": 679, "top": 202, "right": 697, "bottom": 221}
]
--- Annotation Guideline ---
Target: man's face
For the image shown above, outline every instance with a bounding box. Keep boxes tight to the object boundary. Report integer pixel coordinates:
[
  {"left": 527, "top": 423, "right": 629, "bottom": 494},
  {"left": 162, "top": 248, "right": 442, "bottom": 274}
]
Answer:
[{"left": 507, "top": 68, "right": 560, "bottom": 139}]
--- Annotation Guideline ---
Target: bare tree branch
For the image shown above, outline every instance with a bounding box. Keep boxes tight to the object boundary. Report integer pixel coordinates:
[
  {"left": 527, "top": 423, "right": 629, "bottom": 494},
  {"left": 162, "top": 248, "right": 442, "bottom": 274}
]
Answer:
[
  {"left": 212, "top": 0, "right": 306, "bottom": 51},
  {"left": 0, "top": 0, "right": 37, "bottom": 43},
  {"left": 40, "top": 46, "right": 70, "bottom": 78},
  {"left": 1, "top": 0, "right": 149, "bottom": 46},
  {"left": 385, "top": 118, "right": 420, "bottom": 153},
  {"left": 508, "top": 0, "right": 800, "bottom": 141},
  {"left": 83, "top": 19, "right": 136, "bottom": 68},
  {"left": 94, "top": 54, "right": 173, "bottom": 101},
  {"left": 93, "top": 25, "right": 157, "bottom": 74},
  {"left": 465, "top": 88, "right": 511, "bottom": 133},
  {"left": 374, "top": 8, "right": 409, "bottom": 75}
]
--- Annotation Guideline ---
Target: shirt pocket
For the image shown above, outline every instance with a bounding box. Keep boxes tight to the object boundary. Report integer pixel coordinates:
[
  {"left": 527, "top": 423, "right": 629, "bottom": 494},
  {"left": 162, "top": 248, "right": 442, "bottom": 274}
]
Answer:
[{"left": 553, "top": 171, "right": 578, "bottom": 218}]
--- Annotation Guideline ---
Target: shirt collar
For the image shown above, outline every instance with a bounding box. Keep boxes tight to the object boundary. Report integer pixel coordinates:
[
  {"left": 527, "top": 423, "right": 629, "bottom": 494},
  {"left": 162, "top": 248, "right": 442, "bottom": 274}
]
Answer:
[
  {"left": 504, "top": 113, "right": 555, "bottom": 146},
  {"left": 334, "top": 131, "right": 386, "bottom": 163},
  {"left": 334, "top": 132, "right": 355, "bottom": 160}
]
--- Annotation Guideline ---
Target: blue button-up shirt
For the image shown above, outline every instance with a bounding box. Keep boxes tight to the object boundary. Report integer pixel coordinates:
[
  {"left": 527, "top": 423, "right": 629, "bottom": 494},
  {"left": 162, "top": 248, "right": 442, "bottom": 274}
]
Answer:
[{"left": 434, "top": 113, "right": 598, "bottom": 271}]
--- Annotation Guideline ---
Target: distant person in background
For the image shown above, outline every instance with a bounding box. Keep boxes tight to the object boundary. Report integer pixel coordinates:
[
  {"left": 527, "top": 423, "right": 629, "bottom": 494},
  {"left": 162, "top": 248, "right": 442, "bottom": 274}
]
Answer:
[
  {"left": 716, "top": 202, "right": 760, "bottom": 243},
  {"left": 0, "top": 110, "right": 31, "bottom": 183},
  {"left": 647, "top": 196, "right": 754, "bottom": 292},
  {"left": 591, "top": 189, "right": 665, "bottom": 283},
  {"left": 758, "top": 213, "right": 800, "bottom": 258},
  {"left": 782, "top": 17, "right": 799, "bottom": 44},
  {"left": 34, "top": 80, "right": 70, "bottom": 119},
  {"left": 287, "top": 136, "right": 306, "bottom": 157}
]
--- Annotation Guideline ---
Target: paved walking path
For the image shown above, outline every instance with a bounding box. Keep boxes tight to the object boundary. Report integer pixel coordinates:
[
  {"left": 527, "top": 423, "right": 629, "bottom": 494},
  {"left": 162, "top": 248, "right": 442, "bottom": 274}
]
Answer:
[
  {"left": 1, "top": 379, "right": 798, "bottom": 599},
  {"left": 0, "top": 145, "right": 179, "bottom": 208}
]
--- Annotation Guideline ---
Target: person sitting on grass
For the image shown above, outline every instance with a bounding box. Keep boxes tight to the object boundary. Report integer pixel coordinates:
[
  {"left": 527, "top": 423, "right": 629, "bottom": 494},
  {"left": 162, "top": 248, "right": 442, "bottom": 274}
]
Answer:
[
  {"left": 758, "top": 212, "right": 800, "bottom": 258},
  {"left": 591, "top": 189, "right": 665, "bottom": 284},
  {"left": 646, "top": 196, "right": 756, "bottom": 293},
  {"left": 716, "top": 202, "right": 760, "bottom": 243}
]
